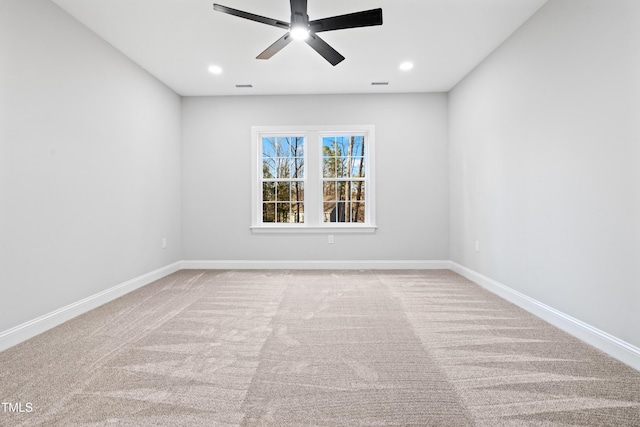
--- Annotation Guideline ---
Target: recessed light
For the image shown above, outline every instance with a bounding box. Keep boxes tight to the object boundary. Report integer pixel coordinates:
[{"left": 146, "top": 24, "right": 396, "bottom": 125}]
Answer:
[
  {"left": 399, "top": 61, "right": 414, "bottom": 71},
  {"left": 208, "top": 65, "right": 223, "bottom": 74}
]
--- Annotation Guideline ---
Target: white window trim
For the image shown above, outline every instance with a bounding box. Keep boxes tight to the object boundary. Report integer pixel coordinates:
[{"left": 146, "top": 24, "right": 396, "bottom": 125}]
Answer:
[{"left": 251, "top": 125, "right": 377, "bottom": 234}]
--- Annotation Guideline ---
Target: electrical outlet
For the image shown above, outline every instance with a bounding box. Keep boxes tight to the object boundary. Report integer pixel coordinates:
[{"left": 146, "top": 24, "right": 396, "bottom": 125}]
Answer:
[
  {"left": 328, "top": 235, "right": 334, "bottom": 244},
  {"left": 162, "top": 238, "right": 167, "bottom": 249},
  {"left": 475, "top": 240, "right": 480, "bottom": 253}
]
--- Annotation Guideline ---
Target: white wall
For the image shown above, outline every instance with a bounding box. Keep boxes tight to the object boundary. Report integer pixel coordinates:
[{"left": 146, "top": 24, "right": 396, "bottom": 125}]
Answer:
[
  {"left": 182, "top": 93, "right": 449, "bottom": 262},
  {"left": 0, "top": 0, "right": 182, "bottom": 332},
  {"left": 449, "top": 0, "right": 640, "bottom": 347}
]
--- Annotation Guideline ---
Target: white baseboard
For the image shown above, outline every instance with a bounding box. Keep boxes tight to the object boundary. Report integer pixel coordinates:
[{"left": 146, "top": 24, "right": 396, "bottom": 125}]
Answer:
[
  {"left": 181, "top": 259, "right": 451, "bottom": 270},
  {"left": 0, "top": 261, "right": 182, "bottom": 352},
  {"left": 450, "top": 262, "right": 640, "bottom": 372}
]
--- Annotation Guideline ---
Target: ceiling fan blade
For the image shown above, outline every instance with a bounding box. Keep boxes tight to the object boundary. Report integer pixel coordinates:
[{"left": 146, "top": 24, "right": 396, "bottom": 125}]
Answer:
[
  {"left": 310, "top": 8, "right": 383, "bottom": 33},
  {"left": 213, "top": 4, "right": 289, "bottom": 30},
  {"left": 257, "top": 33, "right": 293, "bottom": 60},
  {"left": 305, "top": 33, "right": 345, "bottom": 66}
]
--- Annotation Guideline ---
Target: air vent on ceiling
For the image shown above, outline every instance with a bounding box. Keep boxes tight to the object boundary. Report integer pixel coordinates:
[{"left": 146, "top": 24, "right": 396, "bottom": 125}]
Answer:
[
  {"left": 371, "top": 82, "right": 389, "bottom": 86},
  {"left": 235, "top": 84, "right": 253, "bottom": 88}
]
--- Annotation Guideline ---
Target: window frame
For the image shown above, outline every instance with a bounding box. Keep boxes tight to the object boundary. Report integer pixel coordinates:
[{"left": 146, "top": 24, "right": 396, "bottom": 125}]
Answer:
[
  {"left": 259, "top": 134, "right": 307, "bottom": 225},
  {"left": 251, "top": 125, "right": 376, "bottom": 234}
]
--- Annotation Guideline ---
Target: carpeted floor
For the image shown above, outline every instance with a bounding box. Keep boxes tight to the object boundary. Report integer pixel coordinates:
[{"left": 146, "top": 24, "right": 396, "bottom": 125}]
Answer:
[{"left": 0, "top": 270, "right": 638, "bottom": 426}]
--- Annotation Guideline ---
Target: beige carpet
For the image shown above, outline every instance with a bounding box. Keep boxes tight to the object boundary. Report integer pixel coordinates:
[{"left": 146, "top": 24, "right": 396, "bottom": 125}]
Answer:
[{"left": 0, "top": 270, "right": 638, "bottom": 426}]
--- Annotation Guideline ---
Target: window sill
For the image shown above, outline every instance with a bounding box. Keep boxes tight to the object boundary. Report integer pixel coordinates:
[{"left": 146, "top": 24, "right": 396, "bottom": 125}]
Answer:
[{"left": 250, "top": 225, "right": 377, "bottom": 234}]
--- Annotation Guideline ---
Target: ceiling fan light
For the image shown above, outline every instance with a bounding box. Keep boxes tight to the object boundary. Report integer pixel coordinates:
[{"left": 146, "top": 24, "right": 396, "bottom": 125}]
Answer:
[{"left": 290, "top": 25, "right": 309, "bottom": 41}]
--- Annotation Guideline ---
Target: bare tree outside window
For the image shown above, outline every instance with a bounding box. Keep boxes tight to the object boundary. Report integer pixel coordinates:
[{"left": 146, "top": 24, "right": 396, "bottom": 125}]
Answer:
[
  {"left": 253, "top": 126, "right": 374, "bottom": 231},
  {"left": 262, "top": 136, "right": 304, "bottom": 223},
  {"left": 322, "top": 136, "right": 365, "bottom": 223}
]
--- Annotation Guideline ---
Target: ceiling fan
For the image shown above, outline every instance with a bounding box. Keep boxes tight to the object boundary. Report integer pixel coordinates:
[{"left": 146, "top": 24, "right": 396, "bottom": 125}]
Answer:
[{"left": 213, "top": 0, "right": 383, "bottom": 66}]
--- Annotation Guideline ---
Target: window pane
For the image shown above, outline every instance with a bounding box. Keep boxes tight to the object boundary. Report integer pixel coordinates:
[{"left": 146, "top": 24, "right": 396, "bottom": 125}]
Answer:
[
  {"left": 275, "top": 157, "right": 303, "bottom": 179},
  {"left": 263, "top": 158, "right": 276, "bottom": 179},
  {"left": 292, "top": 157, "right": 304, "bottom": 178},
  {"left": 291, "top": 203, "right": 304, "bottom": 223},
  {"left": 262, "top": 137, "right": 277, "bottom": 158},
  {"left": 277, "top": 182, "right": 291, "bottom": 201},
  {"left": 323, "top": 137, "right": 336, "bottom": 157},
  {"left": 289, "top": 137, "right": 304, "bottom": 157},
  {"left": 277, "top": 203, "right": 290, "bottom": 222},
  {"left": 335, "top": 136, "right": 348, "bottom": 156},
  {"left": 276, "top": 158, "right": 289, "bottom": 178},
  {"left": 324, "top": 200, "right": 350, "bottom": 223},
  {"left": 352, "top": 136, "right": 365, "bottom": 157},
  {"left": 336, "top": 158, "right": 348, "bottom": 178},
  {"left": 351, "top": 157, "right": 365, "bottom": 177},
  {"left": 336, "top": 181, "right": 349, "bottom": 201},
  {"left": 336, "top": 201, "right": 347, "bottom": 222},
  {"left": 277, "top": 137, "right": 289, "bottom": 157},
  {"left": 263, "top": 203, "right": 275, "bottom": 223},
  {"left": 263, "top": 182, "right": 276, "bottom": 202},
  {"left": 353, "top": 203, "right": 365, "bottom": 223},
  {"left": 323, "top": 182, "right": 336, "bottom": 201},
  {"left": 263, "top": 200, "right": 305, "bottom": 223},
  {"left": 351, "top": 181, "right": 365, "bottom": 202},
  {"left": 323, "top": 201, "right": 335, "bottom": 222},
  {"left": 344, "top": 201, "right": 353, "bottom": 223},
  {"left": 291, "top": 182, "right": 304, "bottom": 202},
  {"left": 287, "top": 158, "right": 296, "bottom": 178},
  {"left": 323, "top": 158, "right": 336, "bottom": 178}
]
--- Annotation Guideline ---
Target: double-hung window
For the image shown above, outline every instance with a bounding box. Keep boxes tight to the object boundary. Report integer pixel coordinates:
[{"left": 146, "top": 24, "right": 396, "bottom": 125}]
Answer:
[
  {"left": 251, "top": 126, "right": 376, "bottom": 233},
  {"left": 322, "top": 135, "right": 366, "bottom": 224},
  {"left": 261, "top": 136, "right": 305, "bottom": 223}
]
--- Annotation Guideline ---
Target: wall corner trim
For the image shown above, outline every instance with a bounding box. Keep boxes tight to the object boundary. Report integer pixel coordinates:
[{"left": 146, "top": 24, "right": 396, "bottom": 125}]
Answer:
[
  {"left": 0, "top": 261, "right": 182, "bottom": 352},
  {"left": 449, "top": 261, "right": 640, "bottom": 372}
]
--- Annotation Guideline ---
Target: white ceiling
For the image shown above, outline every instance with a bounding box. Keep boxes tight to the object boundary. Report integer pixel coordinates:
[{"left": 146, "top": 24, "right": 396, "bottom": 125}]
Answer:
[{"left": 51, "top": 0, "right": 548, "bottom": 96}]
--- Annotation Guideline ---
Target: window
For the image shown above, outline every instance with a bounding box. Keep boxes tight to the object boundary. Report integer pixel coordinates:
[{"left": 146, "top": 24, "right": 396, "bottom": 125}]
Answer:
[
  {"left": 322, "top": 135, "right": 366, "bottom": 223},
  {"left": 261, "top": 136, "right": 305, "bottom": 223},
  {"left": 251, "top": 126, "right": 376, "bottom": 233}
]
